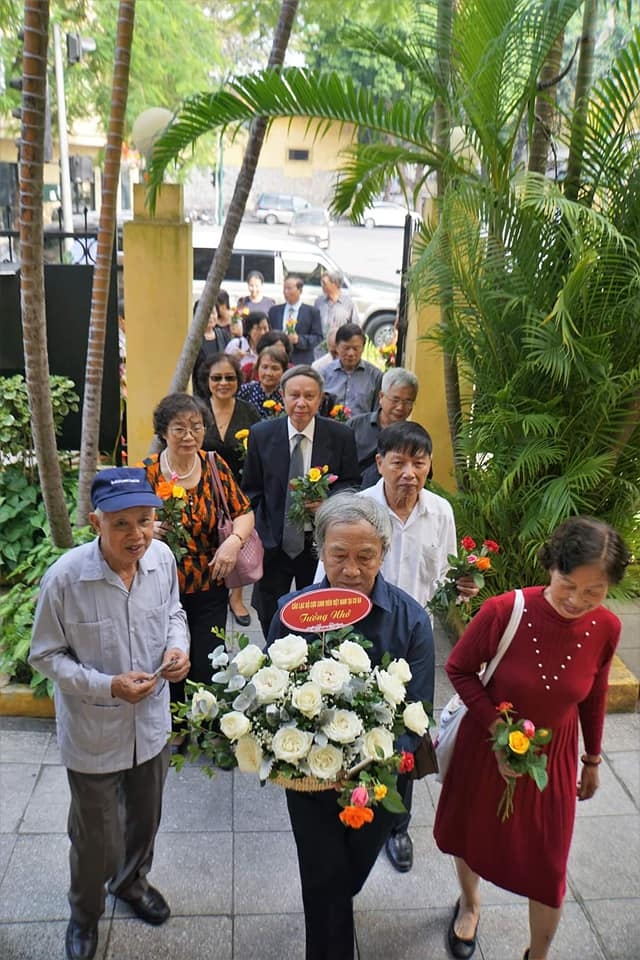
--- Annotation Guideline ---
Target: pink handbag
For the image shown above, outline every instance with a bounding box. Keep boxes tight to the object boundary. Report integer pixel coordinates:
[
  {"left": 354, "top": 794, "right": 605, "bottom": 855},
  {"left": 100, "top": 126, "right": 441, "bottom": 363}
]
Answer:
[{"left": 207, "top": 453, "right": 264, "bottom": 588}]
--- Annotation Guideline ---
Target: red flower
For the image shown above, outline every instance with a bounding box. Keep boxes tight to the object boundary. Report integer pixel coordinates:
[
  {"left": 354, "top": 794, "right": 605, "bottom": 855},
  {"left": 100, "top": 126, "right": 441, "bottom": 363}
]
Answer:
[
  {"left": 496, "top": 701, "right": 513, "bottom": 714},
  {"left": 399, "top": 751, "right": 415, "bottom": 774},
  {"left": 483, "top": 539, "right": 500, "bottom": 553},
  {"left": 461, "top": 536, "right": 476, "bottom": 550}
]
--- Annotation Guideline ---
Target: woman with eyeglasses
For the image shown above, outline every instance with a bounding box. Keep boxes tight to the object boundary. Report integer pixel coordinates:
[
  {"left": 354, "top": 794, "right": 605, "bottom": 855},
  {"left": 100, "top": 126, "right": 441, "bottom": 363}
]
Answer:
[
  {"left": 201, "top": 355, "right": 260, "bottom": 625},
  {"left": 140, "top": 393, "right": 255, "bottom": 748}
]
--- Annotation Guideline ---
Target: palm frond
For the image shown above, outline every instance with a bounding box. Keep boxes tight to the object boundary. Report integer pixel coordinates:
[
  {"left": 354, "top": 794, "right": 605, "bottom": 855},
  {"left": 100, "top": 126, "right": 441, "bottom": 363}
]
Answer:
[{"left": 147, "top": 67, "right": 440, "bottom": 205}]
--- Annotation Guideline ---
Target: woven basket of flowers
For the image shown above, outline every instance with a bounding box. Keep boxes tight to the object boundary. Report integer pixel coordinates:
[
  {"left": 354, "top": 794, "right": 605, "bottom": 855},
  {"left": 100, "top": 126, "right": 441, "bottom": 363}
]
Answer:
[{"left": 172, "top": 627, "right": 432, "bottom": 828}]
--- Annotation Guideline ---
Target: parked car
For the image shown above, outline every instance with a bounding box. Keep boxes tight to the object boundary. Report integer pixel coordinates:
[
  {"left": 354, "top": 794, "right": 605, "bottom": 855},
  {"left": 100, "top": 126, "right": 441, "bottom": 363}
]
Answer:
[
  {"left": 191, "top": 226, "right": 399, "bottom": 346},
  {"left": 360, "top": 200, "right": 412, "bottom": 229},
  {"left": 287, "top": 208, "right": 330, "bottom": 248},
  {"left": 254, "top": 193, "right": 310, "bottom": 225}
]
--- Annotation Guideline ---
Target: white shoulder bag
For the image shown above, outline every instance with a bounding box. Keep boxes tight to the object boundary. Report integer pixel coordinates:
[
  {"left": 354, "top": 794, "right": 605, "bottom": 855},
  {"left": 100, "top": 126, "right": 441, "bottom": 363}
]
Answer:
[{"left": 434, "top": 589, "right": 524, "bottom": 783}]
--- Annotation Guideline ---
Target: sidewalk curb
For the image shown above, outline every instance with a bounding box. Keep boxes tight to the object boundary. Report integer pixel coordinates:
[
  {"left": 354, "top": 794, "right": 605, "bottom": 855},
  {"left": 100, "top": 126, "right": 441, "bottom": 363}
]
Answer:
[
  {"left": 606, "top": 654, "right": 640, "bottom": 713},
  {"left": 0, "top": 657, "right": 637, "bottom": 718}
]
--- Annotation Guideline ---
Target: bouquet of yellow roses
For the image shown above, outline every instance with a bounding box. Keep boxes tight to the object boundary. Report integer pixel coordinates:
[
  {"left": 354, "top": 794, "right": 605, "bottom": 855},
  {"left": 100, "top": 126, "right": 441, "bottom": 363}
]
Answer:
[
  {"left": 171, "top": 627, "right": 433, "bottom": 829},
  {"left": 287, "top": 464, "right": 337, "bottom": 531},
  {"left": 155, "top": 476, "right": 190, "bottom": 561},
  {"left": 490, "top": 701, "right": 552, "bottom": 821}
]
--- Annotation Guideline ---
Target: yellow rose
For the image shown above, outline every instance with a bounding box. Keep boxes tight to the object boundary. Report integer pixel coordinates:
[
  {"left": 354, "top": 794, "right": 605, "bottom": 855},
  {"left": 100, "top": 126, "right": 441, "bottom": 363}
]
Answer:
[
  {"left": 508, "top": 731, "right": 530, "bottom": 755},
  {"left": 308, "top": 467, "right": 322, "bottom": 483},
  {"left": 171, "top": 485, "right": 187, "bottom": 499},
  {"left": 373, "top": 783, "right": 387, "bottom": 801},
  {"left": 263, "top": 400, "right": 276, "bottom": 409},
  {"left": 235, "top": 428, "right": 250, "bottom": 440}
]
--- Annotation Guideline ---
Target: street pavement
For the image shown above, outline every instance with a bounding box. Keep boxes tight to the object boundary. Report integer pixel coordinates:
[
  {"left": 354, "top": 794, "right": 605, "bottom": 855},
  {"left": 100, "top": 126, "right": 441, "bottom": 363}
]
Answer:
[{"left": 1, "top": 604, "right": 638, "bottom": 960}]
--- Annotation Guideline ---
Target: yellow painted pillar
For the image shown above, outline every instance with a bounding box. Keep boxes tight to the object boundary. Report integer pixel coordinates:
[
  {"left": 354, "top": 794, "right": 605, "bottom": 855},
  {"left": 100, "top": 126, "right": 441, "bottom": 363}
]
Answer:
[
  {"left": 404, "top": 301, "right": 458, "bottom": 492},
  {"left": 123, "top": 183, "right": 192, "bottom": 464}
]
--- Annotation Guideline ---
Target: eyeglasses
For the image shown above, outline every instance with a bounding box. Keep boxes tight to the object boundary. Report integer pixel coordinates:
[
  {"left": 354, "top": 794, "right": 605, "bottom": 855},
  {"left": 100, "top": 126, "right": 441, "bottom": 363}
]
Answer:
[
  {"left": 168, "top": 423, "right": 205, "bottom": 438},
  {"left": 209, "top": 374, "right": 237, "bottom": 383},
  {"left": 385, "top": 397, "right": 415, "bottom": 408}
]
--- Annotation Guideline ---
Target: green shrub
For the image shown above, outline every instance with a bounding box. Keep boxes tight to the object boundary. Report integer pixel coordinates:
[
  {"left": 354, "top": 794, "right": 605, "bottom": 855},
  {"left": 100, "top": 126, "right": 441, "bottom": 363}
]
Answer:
[{"left": 0, "top": 526, "right": 95, "bottom": 696}]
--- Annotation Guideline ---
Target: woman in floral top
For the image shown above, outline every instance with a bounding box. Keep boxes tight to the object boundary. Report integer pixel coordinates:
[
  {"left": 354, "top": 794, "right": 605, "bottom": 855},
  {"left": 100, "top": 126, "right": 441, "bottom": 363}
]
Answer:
[
  {"left": 140, "top": 393, "right": 254, "bottom": 744},
  {"left": 237, "top": 346, "right": 286, "bottom": 417}
]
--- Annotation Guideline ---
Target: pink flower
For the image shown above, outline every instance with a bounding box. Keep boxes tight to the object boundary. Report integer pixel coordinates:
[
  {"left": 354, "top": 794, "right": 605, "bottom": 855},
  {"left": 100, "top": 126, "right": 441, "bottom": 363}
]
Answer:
[
  {"left": 467, "top": 554, "right": 478, "bottom": 564},
  {"left": 328, "top": 474, "right": 338, "bottom": 484},
  {"left": 350, "top": 786, "right": 369, "bottom": 807},
  {"left": 523, "top": 719, "right": 536, "bottom": 738}
]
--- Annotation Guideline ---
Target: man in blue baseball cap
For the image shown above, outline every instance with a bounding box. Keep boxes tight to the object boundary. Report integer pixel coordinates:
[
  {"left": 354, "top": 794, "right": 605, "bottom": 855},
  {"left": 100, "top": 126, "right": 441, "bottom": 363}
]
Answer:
[{"left": 30, "top": 468, "right": 190, "bottom": 960}]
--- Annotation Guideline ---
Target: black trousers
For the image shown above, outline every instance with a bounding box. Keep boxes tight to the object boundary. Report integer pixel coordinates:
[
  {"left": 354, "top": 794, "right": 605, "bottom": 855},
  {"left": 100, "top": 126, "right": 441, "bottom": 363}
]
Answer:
[
  {"left": 253, "top": 538, "right": 318, "bottom": 638},
  {"left": 170, "top": 585, "right": 229, "bottom": 721},
  {"left": 391, "top": 773, "right": 413, "bottom": 835},
  {"left": 286, "top": 789, "right": 394, "bottom": 960},
  {"left": 66, "top": 747, "right": 169, "bottom": 927}
]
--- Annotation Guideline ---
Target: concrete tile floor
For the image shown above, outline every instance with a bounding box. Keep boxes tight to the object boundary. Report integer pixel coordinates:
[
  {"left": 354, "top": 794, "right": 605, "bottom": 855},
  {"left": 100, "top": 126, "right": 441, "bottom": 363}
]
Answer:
[{"left": 0, "top": 604, "right": 638, "bottom": 959}]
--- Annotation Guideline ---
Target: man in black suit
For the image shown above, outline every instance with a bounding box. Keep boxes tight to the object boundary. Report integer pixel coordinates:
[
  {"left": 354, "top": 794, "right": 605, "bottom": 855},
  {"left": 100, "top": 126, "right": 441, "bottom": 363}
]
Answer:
[
  {"left": 268, "top": 274, "right": 323, "bottom": 365},
  {"left": 242, "top": 365, "right": 360, "bottom": 637}
]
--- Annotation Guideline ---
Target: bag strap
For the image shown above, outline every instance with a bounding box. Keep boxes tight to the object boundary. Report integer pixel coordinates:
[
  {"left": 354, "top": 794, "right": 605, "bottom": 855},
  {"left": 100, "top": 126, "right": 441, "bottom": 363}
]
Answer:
[
  {"left": 206, "top": 451, "right": 232, "bottom": 523},
  {"left": 481, "top": 588, "right": 524, "bottom": 687}
]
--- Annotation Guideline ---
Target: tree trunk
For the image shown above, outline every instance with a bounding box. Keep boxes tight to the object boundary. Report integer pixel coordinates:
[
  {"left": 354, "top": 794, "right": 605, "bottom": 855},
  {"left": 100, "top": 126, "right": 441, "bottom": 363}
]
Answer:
[
  {"left": 18, "top": 0, "right": 73, "bottom": 548},
  {"left": 76, "top": 0, "right": 136, "bottom": 525},
  {"left": 564, "top": 0, "right": 597, "bottom": 201},
  {"left": 164, "top": 0, "right": 300, "bottom": 399},
  {"left": 528, "top": 29, "right": 565, "bottom": 176},
  {"left": 433, "top": 0, "right": 464, "bottom": 486}
]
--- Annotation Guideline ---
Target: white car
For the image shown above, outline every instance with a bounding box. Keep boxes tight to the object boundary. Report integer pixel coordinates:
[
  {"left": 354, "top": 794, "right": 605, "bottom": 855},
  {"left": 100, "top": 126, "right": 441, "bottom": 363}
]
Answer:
[{"left": 361, "top": 200, "right": 412, "bottom": 229}]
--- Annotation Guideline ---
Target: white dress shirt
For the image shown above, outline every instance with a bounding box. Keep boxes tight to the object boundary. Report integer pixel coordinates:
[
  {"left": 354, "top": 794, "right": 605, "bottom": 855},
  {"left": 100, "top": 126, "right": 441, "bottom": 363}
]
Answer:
[{"left": 315, "top": 478, "right": 457, "bottom": 609}]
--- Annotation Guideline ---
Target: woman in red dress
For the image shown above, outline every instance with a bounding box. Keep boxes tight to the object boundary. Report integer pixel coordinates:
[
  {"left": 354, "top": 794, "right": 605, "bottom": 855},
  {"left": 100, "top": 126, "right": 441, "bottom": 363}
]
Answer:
[{"left": 433, "top": 516, "right": 629, "bottom": 960}]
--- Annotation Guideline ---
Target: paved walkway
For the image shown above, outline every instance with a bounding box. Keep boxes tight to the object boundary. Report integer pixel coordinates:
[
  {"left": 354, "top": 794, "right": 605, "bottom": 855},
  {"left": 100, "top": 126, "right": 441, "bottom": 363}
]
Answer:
[{"left": 1, "top": 613, "right": 638, "bottom": 960}]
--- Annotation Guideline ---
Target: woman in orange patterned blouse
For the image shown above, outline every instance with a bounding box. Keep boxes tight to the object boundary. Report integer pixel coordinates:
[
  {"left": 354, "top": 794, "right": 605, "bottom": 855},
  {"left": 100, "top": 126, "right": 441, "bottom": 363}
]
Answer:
[{"left": 140, "top": 394, "right": 254, "bottom": 743}]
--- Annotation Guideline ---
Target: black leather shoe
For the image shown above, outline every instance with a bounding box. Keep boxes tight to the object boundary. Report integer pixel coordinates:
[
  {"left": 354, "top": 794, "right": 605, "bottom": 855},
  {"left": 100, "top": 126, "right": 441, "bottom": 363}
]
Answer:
[
  {"left": 230, "top": 606, "right": 251, "bottom": 627},
  {"left": 385, "top": 831, "right": 413, "bottom": 872},
  {"left": 65, "top": 920, "right": 98, "bottom": 960},
  {"left": 120, "top": 885, "right": 170, "bottom": 925},
  {"left": 447, "top": 899, "right": 479, "bottom": 959}
]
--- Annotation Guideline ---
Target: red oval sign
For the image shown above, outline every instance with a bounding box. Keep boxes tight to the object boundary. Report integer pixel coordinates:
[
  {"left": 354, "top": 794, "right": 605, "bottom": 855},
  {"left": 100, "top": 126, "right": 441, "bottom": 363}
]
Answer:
[{"left": 280, "top": 587, "right": 372, "bottom": 634}]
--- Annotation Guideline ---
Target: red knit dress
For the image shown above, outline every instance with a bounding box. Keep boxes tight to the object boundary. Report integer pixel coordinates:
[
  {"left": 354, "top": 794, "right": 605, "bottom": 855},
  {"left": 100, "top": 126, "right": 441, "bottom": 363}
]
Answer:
[{"left": 433, "top": 586, "right": 620, "bottom": 908}]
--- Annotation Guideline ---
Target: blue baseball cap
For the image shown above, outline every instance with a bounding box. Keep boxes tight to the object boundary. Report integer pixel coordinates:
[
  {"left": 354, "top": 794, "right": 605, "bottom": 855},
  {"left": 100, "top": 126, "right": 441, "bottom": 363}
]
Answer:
[{"left": 90, "top": 468, "right": 162, "bottom": 512}]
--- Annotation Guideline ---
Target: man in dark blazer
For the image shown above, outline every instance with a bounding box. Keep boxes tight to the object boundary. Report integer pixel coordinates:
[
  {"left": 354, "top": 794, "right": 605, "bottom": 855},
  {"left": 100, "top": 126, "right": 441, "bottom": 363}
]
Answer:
[
  {"left": 242, "top": 364, "right": 360, "bottom": 637},
  {"left": 268, "top": 274, "right": 323, "bottom": 365}
]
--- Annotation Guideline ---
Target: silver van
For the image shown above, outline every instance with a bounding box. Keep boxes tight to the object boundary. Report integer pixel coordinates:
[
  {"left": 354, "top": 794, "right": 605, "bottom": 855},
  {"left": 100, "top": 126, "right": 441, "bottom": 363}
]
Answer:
[
  {"left": 254, "top": 193, "right": 310, "bottom": 225},
  {"left": 192, "top": 226, "right": 398, "bottom": 345}
]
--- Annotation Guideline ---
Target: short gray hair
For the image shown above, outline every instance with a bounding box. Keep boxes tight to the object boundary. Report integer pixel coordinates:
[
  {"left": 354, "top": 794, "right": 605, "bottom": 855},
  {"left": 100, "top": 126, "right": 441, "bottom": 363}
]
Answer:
[
  {"left": 323, "top": 268, "right": 344, "bottom": 287},
  {"left": 381, "top": 367, "right": 419, "bottom": 395},
  {"left": 314, "top": 492, "right": 392, "bottom": 556}
]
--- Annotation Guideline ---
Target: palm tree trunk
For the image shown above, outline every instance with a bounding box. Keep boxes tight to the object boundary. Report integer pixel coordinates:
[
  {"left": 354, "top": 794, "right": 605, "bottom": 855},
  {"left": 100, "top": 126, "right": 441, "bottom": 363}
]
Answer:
[
  {"left": 165, "top": 0, "right": 299, "bottom": 397},
  {"left": 528, "top": 29, "right": 565, "bottom": 176},
  {"left": 564, "top": 0, "right": 597, "bottom": 201},
  {"left": 433, "top": 0, "right": 464, "bottom": 486},
  {"left": 76, "top": 0, "right": 136, "bottom": 525},
  {"left": 18, "top": 0, "right": 73, "bottom": 548}
]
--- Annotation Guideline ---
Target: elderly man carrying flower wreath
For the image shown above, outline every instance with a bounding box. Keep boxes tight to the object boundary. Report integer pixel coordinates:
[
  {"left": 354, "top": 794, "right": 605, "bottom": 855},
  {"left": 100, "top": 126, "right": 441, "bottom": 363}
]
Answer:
[{"left": 267, "top": 492, "right": 434, "bottom": 960}]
